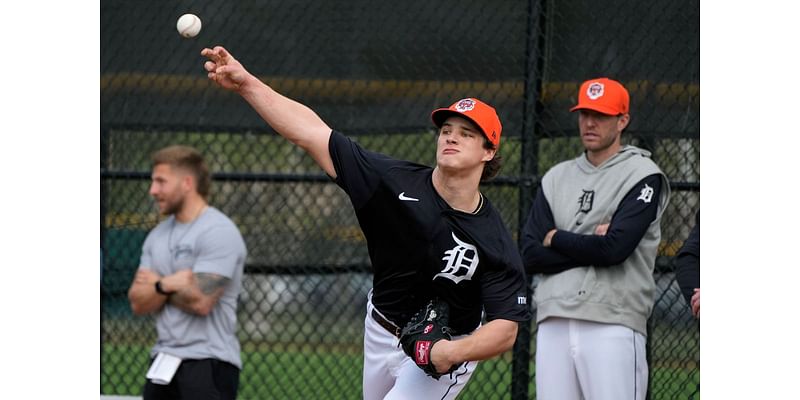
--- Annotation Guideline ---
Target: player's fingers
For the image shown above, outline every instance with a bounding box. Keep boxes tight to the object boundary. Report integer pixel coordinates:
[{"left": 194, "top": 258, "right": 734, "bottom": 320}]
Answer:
[
  {"left": 204, "top": 61, "right": 217, "bottom": 72},
  {"left": 204, "top": 46, "right": 228, "bottom": 64},
  {"left": 216, "top": 46, "right": 231, "bottom": 59},
  {"left": 202, "top": 48, "right": 220, "bottom": 63},
  {"left": 210, "top": 46, "right": 233, "bottom": 64}
]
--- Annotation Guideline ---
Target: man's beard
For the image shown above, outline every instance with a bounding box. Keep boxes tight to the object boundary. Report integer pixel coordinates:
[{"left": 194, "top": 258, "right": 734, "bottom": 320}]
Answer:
[{"left": 160, "top": 198, "right": 184, "bottom": 216}]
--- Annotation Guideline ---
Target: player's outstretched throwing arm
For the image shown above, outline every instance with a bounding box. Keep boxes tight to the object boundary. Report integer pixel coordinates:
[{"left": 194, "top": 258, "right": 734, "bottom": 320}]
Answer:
[{"left": 201, "top": 46, "right": 336, "bottom": 178}]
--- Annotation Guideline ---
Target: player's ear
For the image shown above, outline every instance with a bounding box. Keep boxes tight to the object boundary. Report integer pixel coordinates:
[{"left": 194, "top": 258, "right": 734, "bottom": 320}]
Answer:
[
  {"left": 617, "top": 114, "right": 630, "bottom": 131},
  {"left": 180, "top": 172, "right": 196, "bottom": 193},
  {"left": 482, "top": 147, "right": 497, "bottom": 162}
]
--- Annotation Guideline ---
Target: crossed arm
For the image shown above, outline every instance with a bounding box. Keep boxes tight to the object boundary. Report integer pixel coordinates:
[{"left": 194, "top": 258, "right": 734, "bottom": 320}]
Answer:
[
  {"left": 521, "top": 174, "right": 662, "bottom": 275},
  {"left": 127, "top": 268, "right": 229, "bottom": 316}
]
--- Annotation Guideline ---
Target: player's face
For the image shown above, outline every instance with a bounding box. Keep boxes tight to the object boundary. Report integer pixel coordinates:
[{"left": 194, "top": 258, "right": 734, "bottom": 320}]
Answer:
[
  {"left": 435, "top": 116, "right": 496, "bottom": 173},
  {"left": 149, "top": 164, "right": 190, "bottom": 216},
  {"left": 578, "top": 109, "right": 629, "bottom": 155}
]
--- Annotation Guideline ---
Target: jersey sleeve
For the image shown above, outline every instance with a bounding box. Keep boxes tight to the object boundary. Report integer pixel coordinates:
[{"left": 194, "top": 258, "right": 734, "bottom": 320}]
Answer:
[
  {"left": 192, "top": 224, "right": 246, "bottom": 279},
  {"left": 479, "top": 226, "right": 532, "bottom": 322},
  {"left": 675, "top": 209, "right": 700, "bottom": 303},
  {"left": 328, "top": 130, "right": 398, "bottom": 209},
  {"left": 520, "top": 186, "right": 584, "bottom": 275},
  {"left": 549, "top": 174, "right": 663, "bottom": 266}
]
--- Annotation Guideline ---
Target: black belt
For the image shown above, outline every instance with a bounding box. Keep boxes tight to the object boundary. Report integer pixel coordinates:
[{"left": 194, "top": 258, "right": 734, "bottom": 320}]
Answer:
[{"left": 371, "top": 309, "right": 402, "bottom": 338}]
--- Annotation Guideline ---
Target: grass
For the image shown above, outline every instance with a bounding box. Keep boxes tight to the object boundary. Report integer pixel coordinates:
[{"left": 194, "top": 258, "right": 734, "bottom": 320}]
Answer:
[{"left": 101, "top": 342, "right": 698, "bottom": 399}]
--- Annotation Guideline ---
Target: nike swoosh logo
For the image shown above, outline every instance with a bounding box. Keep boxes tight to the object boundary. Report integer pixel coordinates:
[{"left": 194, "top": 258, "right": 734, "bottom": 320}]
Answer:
[{"left": 398, "top": 192, "right": 419, "bottom": 202}]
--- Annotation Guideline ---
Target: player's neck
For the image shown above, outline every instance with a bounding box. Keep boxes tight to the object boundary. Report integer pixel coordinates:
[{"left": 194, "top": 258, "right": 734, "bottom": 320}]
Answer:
[
  {"left": 432, "top": 168, "right": 482, "bottom": 213},
  {"left": 175, "top": 196, "right": 208, "bottom": 223},
  {"left": 586, "top": 141, "right": 622, "bottom": 167}
]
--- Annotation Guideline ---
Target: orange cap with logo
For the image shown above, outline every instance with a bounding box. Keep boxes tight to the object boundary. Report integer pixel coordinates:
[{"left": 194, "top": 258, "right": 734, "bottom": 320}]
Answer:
[
  {"left": 570, "top": 77, "right": 630, "bottom": 116},
  {"left": 431, "top": 98, "right": 503, "bottom": 147}
]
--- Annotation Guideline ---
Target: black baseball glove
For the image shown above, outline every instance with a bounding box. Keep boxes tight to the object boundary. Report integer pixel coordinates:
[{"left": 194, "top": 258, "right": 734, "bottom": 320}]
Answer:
[{"left": 398, "top": 298, "right": 461, "bottom": 379}]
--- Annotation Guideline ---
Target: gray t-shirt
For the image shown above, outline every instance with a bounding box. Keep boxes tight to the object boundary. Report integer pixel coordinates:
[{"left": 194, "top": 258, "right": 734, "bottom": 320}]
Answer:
[{"left": 139, "top": 206, "right": 247, "bottom": 368}]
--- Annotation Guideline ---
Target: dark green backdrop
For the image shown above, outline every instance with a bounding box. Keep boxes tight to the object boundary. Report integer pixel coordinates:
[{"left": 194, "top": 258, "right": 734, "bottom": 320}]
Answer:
[{"left": 101, "top": 1, "right": 699, "bottom": 398}]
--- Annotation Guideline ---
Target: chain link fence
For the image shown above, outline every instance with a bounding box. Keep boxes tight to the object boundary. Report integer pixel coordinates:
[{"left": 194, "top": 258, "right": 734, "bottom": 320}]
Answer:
[{"left": 101, "top": 0, "right": 699, "bottom": 398}]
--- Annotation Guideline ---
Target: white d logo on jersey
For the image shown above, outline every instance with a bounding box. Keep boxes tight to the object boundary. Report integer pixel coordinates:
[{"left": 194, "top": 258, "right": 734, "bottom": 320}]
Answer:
[
  {"left": 637, "top": 183, "right": 654, "bottom": 203},
  {"left": 434, "top": 232, "right": 479, "bottom": 284}
]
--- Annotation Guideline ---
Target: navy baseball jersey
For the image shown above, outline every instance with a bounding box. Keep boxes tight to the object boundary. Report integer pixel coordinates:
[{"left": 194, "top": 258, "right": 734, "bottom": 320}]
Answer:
[{"left": 328, "top": 130, "right": 530, "bottom": 334}]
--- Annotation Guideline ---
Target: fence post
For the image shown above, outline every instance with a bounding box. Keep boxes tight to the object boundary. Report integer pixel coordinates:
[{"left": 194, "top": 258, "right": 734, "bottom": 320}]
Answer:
[{"left": 511, "top": 0, "right": 547, "bottom": 399}]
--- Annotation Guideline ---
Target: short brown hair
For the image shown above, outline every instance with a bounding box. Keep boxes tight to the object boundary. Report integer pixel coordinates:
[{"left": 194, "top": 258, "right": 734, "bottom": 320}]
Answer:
[{"left": 151, "top": 145, "right": 211, "bottom": 199}]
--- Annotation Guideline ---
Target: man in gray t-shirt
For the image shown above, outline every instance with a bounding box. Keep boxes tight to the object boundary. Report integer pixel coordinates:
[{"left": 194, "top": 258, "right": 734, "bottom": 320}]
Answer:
[{"left": 128, "top": 145, "right": 247, "bottom": 400}]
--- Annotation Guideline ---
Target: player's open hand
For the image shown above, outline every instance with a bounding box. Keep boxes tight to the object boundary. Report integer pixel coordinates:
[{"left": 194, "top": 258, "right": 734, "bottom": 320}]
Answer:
[{"left": 202, "top": 46, "right": 251, "bottom": 92}]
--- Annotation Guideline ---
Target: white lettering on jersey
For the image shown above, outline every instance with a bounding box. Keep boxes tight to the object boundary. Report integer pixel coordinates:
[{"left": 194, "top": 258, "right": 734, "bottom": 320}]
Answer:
[
  {"left": 636, "top": 183, "right": 654, "bottom": 203},
  {"left": 434, "top": 232, "right": 479, "bottom": 284},
  {"left": 517, "top": 296, "right": 527, "bottom": 305}
]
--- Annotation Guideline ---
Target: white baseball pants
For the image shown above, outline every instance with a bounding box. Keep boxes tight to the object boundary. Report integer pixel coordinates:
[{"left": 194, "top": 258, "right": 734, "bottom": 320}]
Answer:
[{"left": 535, "top": 317, "right": 648, "bottom": 400}]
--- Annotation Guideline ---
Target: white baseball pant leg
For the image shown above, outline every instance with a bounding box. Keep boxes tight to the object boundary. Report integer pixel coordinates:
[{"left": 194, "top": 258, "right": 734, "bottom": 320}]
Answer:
[
  {"left": 535, "top": 317, "right": 648, "bottom": 400},
  {"left": 362, "top": 294, "right": 476, "bottom": 400}
]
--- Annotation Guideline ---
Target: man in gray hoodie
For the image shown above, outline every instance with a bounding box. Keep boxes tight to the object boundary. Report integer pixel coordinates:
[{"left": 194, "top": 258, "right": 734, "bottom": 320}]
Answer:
[{"left": 520, "top": 77, "right": 670, "bottom": 400}]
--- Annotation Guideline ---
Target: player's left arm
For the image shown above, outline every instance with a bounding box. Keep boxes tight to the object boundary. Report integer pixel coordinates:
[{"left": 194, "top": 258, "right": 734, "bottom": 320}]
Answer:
[
  {"left": 160, "top": 225, "right": 241, "bottom": 316},
  {"left": 431, "top": 319, "right": 518, "bottom": 372},
  {"left": 547, "top": 174, "right": 663, "bottom": 266}
]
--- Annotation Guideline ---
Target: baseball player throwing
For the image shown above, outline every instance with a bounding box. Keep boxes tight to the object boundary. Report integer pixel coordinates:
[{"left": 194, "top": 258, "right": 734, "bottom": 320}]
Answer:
[
  {"left": 520, "top": 77, "right": 671, "bottom": 400},
  {"left": 201, "top": 46, "right": 530, "bottom": 399}
]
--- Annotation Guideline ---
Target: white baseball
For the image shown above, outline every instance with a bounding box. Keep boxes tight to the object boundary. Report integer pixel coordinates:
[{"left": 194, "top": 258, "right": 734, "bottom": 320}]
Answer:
[{"left": 176, "top": 14, "right": 202, "bottom": 38}]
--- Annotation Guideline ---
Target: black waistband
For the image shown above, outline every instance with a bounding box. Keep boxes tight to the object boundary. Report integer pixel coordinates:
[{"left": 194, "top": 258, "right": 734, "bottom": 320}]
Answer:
[{"left": 371, "top": 309, "right": 402, "bottom": 338}]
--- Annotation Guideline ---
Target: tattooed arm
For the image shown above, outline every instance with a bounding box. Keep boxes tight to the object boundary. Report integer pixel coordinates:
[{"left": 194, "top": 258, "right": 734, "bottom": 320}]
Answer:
[{"left": 158, "top": 269, "right": 230, "bottom": 316}]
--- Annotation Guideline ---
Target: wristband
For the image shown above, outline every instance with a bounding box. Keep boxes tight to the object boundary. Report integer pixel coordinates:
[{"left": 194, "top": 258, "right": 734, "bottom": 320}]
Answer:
[{"left": 155, "top": 280, "right": 172, "bottom": 296}]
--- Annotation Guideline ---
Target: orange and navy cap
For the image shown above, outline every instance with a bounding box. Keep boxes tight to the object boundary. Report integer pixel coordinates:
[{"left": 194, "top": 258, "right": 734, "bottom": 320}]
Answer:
[
  {"left": 570, "top": 77, "right": 630, "bottom": 115},
  {"left": 431, "top": 98, "right": 502, "bottom": 147}
]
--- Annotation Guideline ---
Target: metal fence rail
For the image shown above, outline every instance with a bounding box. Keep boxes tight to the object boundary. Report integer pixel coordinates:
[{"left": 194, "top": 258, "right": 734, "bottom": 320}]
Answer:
[{"left": 101, "top": 1, "right": 699, "bottom": 398}]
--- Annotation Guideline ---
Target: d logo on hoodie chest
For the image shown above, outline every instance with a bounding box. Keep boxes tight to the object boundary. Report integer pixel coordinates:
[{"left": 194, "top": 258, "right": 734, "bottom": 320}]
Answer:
[{"left": 576, "top": 190, "right": 595, "bottom": 215}]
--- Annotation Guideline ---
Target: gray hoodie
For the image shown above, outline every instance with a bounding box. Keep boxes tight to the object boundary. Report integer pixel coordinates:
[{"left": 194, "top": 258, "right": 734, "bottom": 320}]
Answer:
[{"left": 534, "top": 145, "right": 670, "bottom": 334}]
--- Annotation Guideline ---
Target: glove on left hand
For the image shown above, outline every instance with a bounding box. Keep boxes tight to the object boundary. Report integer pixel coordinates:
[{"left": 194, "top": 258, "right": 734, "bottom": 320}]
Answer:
[{"left": 398, "top": 299, "right": 460, "bottom": 379}]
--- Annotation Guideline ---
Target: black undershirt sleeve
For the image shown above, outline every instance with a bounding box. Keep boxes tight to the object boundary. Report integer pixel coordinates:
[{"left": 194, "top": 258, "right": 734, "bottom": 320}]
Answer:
[
  {"left": 675, "top": 210, "right": 700, "bottom": 304},
  {"left": 520, "top": 187, "right": 583, "bottom": 275},
  {"left": 549, "top": 174, "right": 663, "bottom": 267}
]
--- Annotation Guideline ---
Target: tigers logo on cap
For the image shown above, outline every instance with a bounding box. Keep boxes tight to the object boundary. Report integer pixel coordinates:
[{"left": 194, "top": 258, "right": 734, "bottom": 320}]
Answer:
[
  {"left": 587, "top": 82, "right": 604, "bottom": 100},
  {"left": 570, "top": 77, "right": 630, "bottom": 116},
  {"left": 454, "top": 99, "right": 476, "bottom": 112},
  {"left": 431, "top": 97, "right": 503, "bottom": 147}
]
